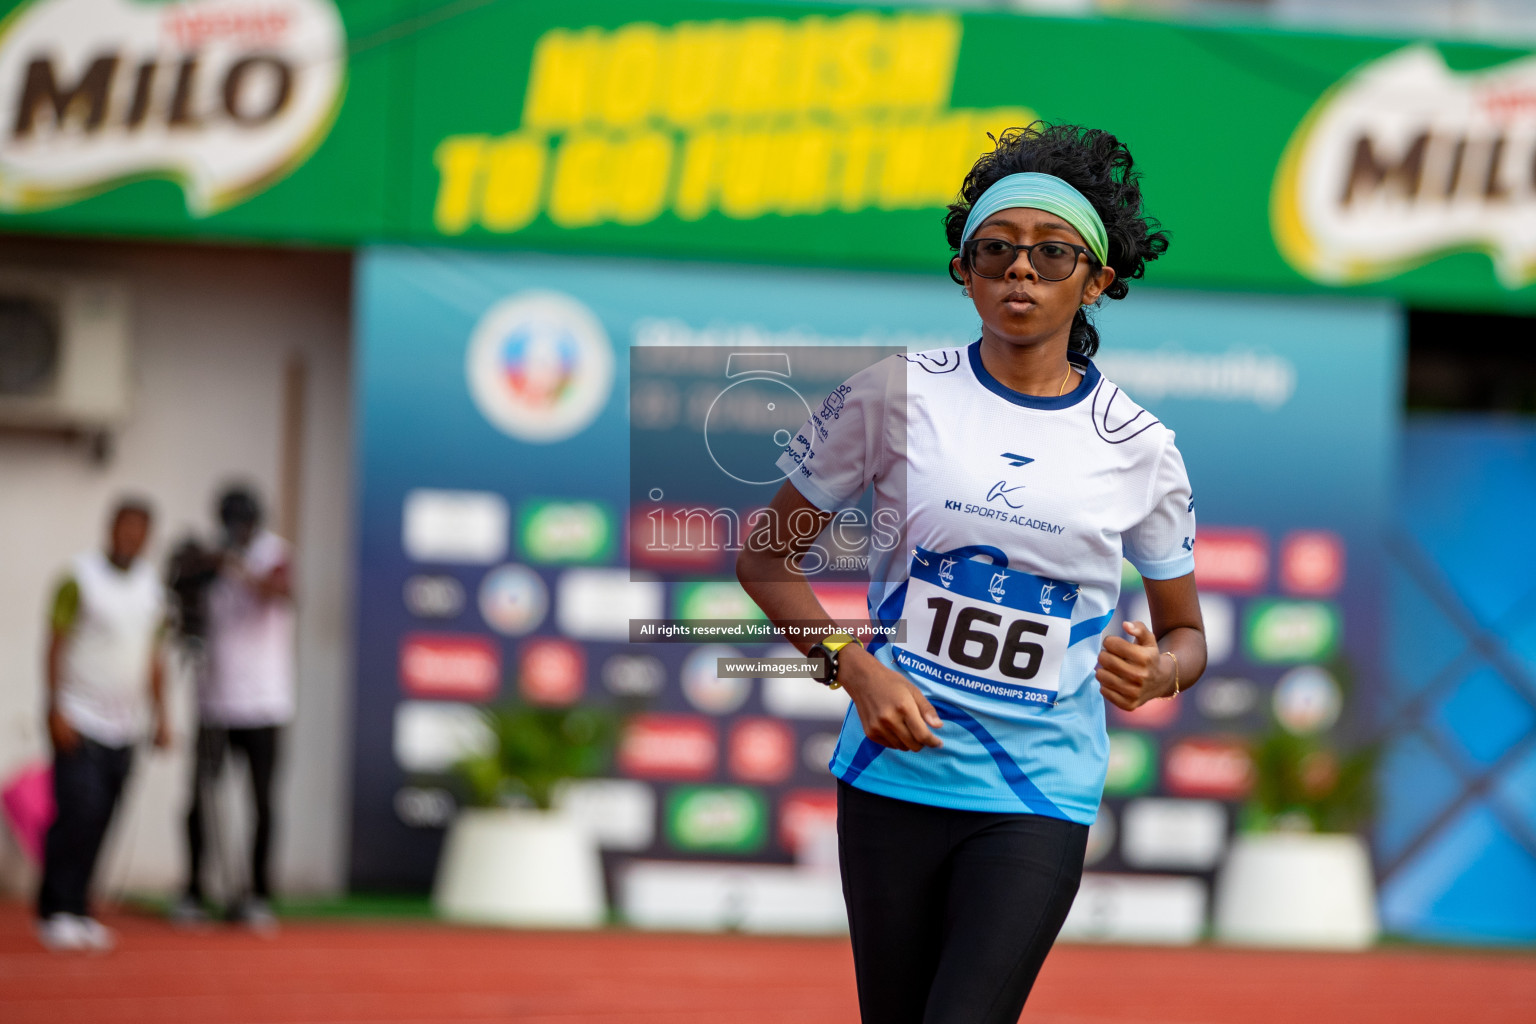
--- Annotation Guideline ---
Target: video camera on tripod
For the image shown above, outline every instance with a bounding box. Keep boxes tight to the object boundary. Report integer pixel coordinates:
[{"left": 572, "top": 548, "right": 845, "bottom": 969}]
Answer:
[{"left": 165, "top": 537, "right": 223, "bottom": 644}]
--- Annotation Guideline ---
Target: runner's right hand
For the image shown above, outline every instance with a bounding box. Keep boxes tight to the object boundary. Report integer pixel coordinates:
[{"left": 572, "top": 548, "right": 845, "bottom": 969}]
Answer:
[{"left": 839, "top": 647, "right": 944, "bottom": 752}]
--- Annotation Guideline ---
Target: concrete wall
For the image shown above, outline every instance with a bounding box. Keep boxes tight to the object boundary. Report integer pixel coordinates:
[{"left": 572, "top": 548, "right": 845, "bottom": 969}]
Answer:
[{"left": 0, "top": 237, "right": 353, "bottom": 901}]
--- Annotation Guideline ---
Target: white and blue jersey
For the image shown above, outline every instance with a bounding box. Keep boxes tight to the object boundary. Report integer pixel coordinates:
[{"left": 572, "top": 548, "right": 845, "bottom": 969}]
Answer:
[{"left": 775, "top": 341, "right": 1196, "bottom": 825}]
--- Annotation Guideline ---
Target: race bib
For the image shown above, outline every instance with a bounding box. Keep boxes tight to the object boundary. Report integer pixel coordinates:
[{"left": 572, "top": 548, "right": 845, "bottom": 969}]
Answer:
[{"left": 892, "top": 546, "right": 1078, "bottom": 707}]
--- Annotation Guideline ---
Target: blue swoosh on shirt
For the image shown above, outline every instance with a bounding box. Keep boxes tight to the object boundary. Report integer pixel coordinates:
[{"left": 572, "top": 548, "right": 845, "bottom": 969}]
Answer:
[
  {"left": 928, "top": 697, "right": 1066, "bottom": 818},
  {"left": 868, "top": 581, "right": 908, "bottom": 656},
  {"left": 1069, "top": 611, "right": 1115, "bottom": 647},
  {"left": 838, "top": 699, "right": 1067, "bottom": 820},
  {"left": 840, "top": 738, "right": 886, "bottom": 784}
]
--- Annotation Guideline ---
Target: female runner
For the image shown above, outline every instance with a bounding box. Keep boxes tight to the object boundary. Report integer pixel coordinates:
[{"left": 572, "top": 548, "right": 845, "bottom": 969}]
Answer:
[{"left": 738, "top": 122, "right": 1208, "bottom": 1024}]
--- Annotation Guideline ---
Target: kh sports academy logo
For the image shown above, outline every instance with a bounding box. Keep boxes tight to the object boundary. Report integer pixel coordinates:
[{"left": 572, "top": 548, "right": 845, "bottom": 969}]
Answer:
[
  {"left": 986, "top": 452, "right": 1032, "bottom": 509},
  {"left": 1274, "top": 44, "right": 1536, "bottom": 288},
  {"left": 466, "top": 290, "right": 614, "bottom": 443},
  {"left": 0, "top": 0, "right": 346, "bottom": 214}
]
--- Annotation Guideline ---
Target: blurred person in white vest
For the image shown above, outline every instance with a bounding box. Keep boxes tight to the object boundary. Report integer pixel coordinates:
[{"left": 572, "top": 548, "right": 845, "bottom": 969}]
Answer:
[
  {"left": 36, "top": 497, "right": 170, "bottom": 952},
  {"left": 171, "top": 485, "right": 294, "bottom": 933}
]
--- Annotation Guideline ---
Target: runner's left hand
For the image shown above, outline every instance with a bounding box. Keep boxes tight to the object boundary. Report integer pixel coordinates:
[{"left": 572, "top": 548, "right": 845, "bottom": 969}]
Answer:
[{"left": 1096, "top": 620, "right": 1173, "bottom": 710}]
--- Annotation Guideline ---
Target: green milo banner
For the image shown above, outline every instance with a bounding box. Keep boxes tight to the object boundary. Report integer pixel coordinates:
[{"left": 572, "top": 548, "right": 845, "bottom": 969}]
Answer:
[
  {"left": 0, "top": 0, "right": 396, "bottom": 243},
  {"left": 3, "top": 0, "right": 1536, "bottom": 308}
]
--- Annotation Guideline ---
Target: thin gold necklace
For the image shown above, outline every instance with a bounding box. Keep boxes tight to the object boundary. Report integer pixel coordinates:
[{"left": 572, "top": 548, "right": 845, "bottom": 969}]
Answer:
[{"left": 1057, "top": 365, "right": 1073, "bottom": 396}]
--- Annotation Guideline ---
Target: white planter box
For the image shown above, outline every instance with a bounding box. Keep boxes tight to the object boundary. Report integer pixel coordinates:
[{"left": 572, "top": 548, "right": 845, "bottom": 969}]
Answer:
[
  {"left": 433, "top": 807, "right": 605, "bottom": 928},
  {"left": 1058, "top": 872, "right": 1208, "bottom": 945},
  {"left": 620, "top": 860, "right": 848, "bottom": 934},
  {"left": 1213, "top": 832, "right": 1378, "bottom": 949}
]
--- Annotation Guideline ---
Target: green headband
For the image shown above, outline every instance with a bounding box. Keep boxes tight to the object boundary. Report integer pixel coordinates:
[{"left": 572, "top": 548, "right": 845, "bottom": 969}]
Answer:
[{"left": 960, "top": 172, "right": 1109, "bottom": 266}]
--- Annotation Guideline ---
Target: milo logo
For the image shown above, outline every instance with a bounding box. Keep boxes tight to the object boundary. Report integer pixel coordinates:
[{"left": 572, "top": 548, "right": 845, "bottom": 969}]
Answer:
[
  {"left": 0, "top": 0, "right": 345, "bottom": 214},
  {"left": 1274, "top": 45, "right": 1536, "bottom": 288}
]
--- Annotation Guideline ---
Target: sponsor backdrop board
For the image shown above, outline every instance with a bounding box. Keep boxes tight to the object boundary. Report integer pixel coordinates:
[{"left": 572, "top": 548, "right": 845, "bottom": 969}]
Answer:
[
  {"left": 351, "top": 245, "right": 1400, "bottom": 913},
  {"left": 2, "top": 0, "right": 1536, "bottom": 308}
]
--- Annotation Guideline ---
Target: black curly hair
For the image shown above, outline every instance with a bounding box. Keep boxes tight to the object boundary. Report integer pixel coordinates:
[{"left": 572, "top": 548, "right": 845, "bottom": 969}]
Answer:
[{"left": 945, "top": 122, "right": 1169, "bottom": 358}]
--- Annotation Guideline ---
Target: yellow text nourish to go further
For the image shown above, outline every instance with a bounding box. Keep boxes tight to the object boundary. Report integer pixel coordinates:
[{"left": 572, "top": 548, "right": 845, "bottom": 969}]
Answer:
[
  {"left": 431, "top": 11, "right": 1036, "bottom": 235},
  {"left": 523, "top": 12, "right": 961, "bottom": 129}
]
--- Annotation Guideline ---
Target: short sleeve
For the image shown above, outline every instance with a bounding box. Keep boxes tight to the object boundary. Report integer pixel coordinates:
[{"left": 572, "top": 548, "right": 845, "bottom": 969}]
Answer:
[
  {"left": 1123, "top": 432, "right": 1196, "bottom": 580},
  {"left": 50, "top": 577, "right": 80, "bottom": 633},
  {"left": 774, "top": 356, "right": 900, "bottom": 512}
]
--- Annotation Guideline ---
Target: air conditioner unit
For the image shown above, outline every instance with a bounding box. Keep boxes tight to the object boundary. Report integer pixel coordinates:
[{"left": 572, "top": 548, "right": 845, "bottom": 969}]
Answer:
[{"left": 0, "top": 270, "right": 131, "bottom": 430}]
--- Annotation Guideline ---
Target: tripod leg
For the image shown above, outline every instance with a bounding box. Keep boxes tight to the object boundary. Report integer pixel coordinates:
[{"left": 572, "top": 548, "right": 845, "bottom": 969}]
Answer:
[{"left": 195, "top": 726, "right": 240, "bottom": 916}]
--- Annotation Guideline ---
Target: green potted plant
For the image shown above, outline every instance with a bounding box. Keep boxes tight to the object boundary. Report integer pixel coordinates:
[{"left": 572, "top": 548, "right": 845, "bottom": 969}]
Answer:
[
  {"left": 1214, "top": 659, "right": 1380, "bottom": 949},
  {"left": 433, "top": 703, "right": 617, "bottom": 928},
  {"left": 1245, "top": 728, "right": 1375, "bottom": 835}
]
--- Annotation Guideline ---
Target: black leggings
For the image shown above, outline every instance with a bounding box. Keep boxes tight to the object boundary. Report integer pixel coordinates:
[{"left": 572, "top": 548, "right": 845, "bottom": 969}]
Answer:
[
  {"left": 837, "top": 780, "right": 1088, "bottom": 1024},
  {"left": 185, "top": 725, "right": 279, "bottom": 901}
]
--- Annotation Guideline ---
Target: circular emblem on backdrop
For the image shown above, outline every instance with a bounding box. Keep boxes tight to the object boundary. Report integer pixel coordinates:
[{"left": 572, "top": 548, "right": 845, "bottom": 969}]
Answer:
[
  {"left": 466, "top": 291, "right": 614, "bottom": 442},
  {"left": 519, "top": 638, "right": 585, "bottom": 705},
  {"left": 1272, "top": 666, "right": 1343, "bottom": 735},
  {"left": 601, "top": 654, "right": 666, "bottom": 697},
  {"left": 681, "top": 645, "right": 752, "bottom": 715},
  {"left": 728, "top": 719, "right": 795, "bottom": 784},
  {"left": 394, "top": 787, "right": 457, "bottom": 829},
  {"left": 1195, "top": 677, "right": 1261, "bottom": 720},
  {"left": 403, "top": 574, "right": 466, "bottom": 619},
  {"left": 477, "top": 564, "right": 548, "bottom": 636}
]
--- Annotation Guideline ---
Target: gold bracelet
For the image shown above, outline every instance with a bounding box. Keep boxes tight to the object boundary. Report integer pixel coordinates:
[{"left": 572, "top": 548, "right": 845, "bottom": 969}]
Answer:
[{"left": 1161, "top": 650, "right": 1180, "bottom": 699}]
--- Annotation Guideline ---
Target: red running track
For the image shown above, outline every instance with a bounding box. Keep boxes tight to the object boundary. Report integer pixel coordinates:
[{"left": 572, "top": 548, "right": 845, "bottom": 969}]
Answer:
[{"left": 2, "top": 903, "right": 1534, "bottom": 1023}]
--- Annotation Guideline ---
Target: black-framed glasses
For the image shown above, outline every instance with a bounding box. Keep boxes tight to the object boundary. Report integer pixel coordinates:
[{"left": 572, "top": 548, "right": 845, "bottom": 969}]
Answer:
[{"left": 964, "top": 237, "right": 1094, "bottom": 281}]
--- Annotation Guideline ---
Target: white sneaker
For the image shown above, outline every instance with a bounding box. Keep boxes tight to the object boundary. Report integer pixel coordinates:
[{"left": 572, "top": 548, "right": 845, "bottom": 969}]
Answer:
[
  {"left": 168, "top": 895, "right": 212, "bottom": 929},
  {"left": 36, "top": 913, "right": 90, "bottom": 952},
  {"left": 71, "top": 915, "right": 116, "bottom": 952},
  {"left": 236, "top": 898, "right": 279, "bottom": 936}
]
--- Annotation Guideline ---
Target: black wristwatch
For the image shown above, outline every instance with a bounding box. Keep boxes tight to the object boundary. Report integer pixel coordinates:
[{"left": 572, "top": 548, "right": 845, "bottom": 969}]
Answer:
[{"left": 807, "top": 632, "right": 861, "bottom": 689}]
